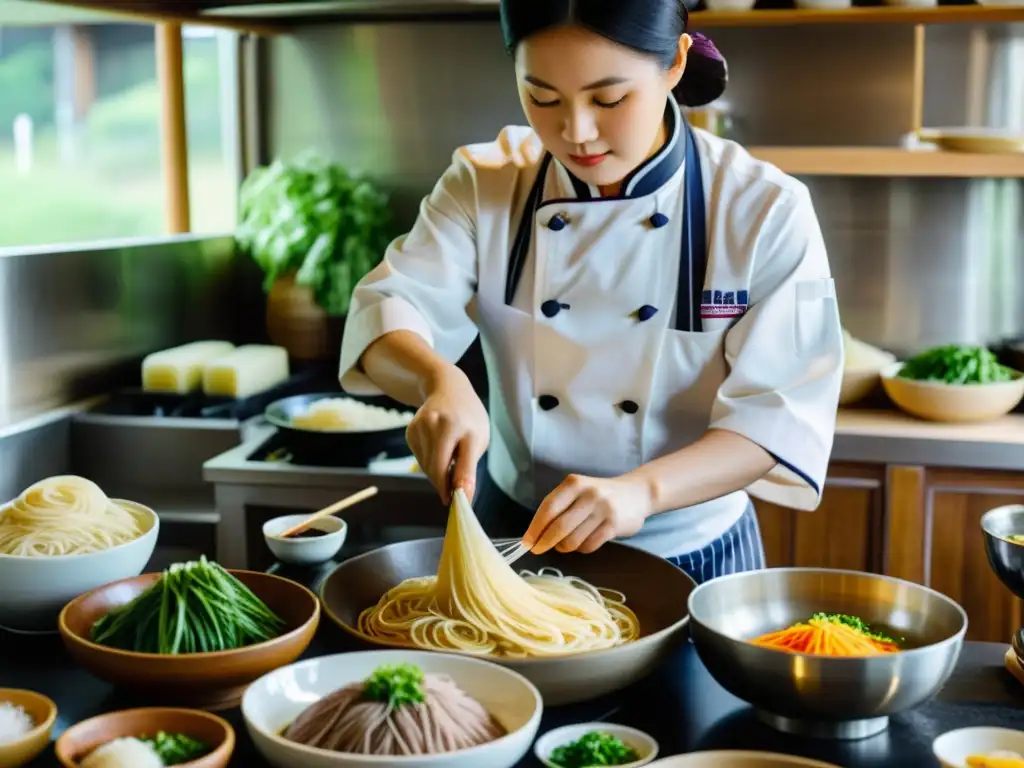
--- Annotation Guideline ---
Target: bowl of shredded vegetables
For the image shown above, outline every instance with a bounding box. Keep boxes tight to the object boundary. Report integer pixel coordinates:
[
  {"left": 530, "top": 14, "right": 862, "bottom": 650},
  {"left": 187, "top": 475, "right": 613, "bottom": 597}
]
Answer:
[
  {"left": 688, "top": 568, "right": 968, "bottom": 740},
  {"left": 55, "top": 707, "right": 235, "bottom": 768},
  {"left": 534, "top": 723, "right": 658, "bottom": 768},
  {"left": 880, "top": 346, "right": 1024, "bottom": 422},
  {"left": 57, "top": 557, "right": 320, "bottom": 710}
]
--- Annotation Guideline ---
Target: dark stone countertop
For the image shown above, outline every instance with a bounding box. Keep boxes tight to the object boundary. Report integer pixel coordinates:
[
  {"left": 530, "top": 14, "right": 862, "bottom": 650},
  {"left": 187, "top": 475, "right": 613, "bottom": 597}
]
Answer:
[{"left": 4, "top": 563, "right": 1024, "bottom": 767}]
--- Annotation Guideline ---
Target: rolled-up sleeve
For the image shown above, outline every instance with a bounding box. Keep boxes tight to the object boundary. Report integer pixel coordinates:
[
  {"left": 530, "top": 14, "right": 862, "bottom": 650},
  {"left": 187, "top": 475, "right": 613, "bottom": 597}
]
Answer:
[
  {"left": 339, "top": 151, "right": 479, "bottom": 394},
  {"left": 709, "top": 184, "right": 843, "bottom": 511}
]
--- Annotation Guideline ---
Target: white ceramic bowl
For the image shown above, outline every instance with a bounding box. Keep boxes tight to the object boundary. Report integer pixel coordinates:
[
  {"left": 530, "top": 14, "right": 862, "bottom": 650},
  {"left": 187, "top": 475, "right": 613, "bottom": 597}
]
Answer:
[
  {"left": 934, "top": 727, "right": 1024, "bottom": 768},
  {"left": 649, "top": 753, "right": 843, "bottom": 767},
  {"left": 535, "top": 723, "right": 659, "bottom": 768},
  {"left": 242, "top": 650, "right": 543, "bottom": 768},
  {"left": 263, "top": 514, "right": 347, "bottom": 566},
  {"left": 0, "top": 500, "right": 159, "bottom": 632}
]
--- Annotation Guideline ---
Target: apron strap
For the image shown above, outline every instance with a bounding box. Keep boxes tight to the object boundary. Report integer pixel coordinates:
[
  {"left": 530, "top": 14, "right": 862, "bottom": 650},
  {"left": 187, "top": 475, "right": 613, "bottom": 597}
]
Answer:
[{"left": 675, "top": 121, "right": 708, "bottom": 333}]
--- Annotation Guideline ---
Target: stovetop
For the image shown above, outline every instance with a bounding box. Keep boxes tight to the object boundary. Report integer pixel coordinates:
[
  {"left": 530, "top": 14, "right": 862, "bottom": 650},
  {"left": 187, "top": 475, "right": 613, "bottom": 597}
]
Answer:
[
  {"left": 84, "top": 366, "right": 334, "bottom": 422},
  {"left": 246, "top": 430, "right": 418, "bottom": 471}
]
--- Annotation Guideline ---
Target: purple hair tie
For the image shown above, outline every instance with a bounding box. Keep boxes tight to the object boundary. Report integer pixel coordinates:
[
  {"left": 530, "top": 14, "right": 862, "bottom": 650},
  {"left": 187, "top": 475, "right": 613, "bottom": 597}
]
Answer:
[{"left": 690, "top": 32, "right": 725, "bottom": 63}]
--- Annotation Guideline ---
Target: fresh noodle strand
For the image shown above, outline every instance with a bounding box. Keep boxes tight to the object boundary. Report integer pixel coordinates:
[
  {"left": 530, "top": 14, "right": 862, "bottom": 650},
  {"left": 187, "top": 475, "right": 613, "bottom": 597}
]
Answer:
[
  {"left": 0, "top": 476, "right": 149, "bottom": 557},
  {"left": 356, "top": 489, "right": 639, "bottom": 658}
]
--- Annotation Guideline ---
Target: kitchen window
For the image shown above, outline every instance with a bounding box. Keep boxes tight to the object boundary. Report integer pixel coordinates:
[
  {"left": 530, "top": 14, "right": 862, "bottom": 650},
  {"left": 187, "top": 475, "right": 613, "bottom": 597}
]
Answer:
[{"left": 0, "top": 10, "right": 240, "bottom": 248}]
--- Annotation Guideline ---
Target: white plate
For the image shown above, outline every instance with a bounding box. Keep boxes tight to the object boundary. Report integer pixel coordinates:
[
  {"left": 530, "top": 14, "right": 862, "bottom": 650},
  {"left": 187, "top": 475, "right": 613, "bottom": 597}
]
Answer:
[
  {"left": 534, "top": 722, "right": 659, "bottom": 768},
  {"left": 933, "top": 727, "right": 1024, "bottom": 768}
]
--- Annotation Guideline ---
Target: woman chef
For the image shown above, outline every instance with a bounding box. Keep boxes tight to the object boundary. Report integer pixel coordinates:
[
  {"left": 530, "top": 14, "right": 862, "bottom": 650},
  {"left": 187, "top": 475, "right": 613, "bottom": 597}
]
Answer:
[{"left": 338, "top": 0, "right": 843, "bottom": 584}]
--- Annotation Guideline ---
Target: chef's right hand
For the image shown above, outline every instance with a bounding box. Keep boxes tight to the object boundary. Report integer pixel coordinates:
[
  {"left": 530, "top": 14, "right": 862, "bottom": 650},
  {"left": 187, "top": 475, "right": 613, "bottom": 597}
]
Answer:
[{"left": 406, "top": 365, "right": 489, "bottom": 505}]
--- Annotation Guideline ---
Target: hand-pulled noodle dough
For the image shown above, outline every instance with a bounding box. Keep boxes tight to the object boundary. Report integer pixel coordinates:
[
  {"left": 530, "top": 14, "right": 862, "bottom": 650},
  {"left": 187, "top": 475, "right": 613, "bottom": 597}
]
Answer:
[
  {"left": 357, "top": 489, "right": 639, "bottom": 658},
  {"left": 0, "top": 475, "right": 149, "bottom": 557}
]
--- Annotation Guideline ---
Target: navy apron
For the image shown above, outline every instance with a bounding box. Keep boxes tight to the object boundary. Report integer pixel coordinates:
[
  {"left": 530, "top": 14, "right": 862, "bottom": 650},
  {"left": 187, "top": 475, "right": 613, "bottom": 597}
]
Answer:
[{"left": 480, "top": 119, "right": 766, "bottom": 584}]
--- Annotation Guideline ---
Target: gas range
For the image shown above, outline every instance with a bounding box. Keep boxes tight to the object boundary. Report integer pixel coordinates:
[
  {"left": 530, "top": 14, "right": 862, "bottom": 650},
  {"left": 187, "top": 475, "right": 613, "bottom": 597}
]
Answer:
[{"left": 203, "top": 424, "right": 436, "bottom": 570}]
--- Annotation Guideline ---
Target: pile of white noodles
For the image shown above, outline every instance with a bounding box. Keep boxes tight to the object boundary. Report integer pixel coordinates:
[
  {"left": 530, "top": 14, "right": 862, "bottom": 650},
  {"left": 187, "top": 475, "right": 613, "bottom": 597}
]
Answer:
[
  {"left": 356, "top": 489, "right": 639, "bottom": 658},
  {"left": 292, "top": 397, "right": 413, "bottom": 432},
  {"left": 0, "top": 475, "right": 149, "bottom": 557}
]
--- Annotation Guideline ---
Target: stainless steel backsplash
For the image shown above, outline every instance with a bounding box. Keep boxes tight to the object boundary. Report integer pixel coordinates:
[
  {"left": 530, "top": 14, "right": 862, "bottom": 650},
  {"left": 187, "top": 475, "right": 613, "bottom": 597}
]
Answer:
[
  {"left": 264, "top": 19, "right": 1024, "bottom": 355},
  {"left": 0, "top": 236, "right": 260, "bottom": 429}
]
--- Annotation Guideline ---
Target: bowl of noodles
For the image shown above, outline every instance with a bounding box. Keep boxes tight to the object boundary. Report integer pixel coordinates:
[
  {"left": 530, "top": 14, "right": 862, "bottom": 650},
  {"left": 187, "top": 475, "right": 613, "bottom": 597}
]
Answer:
[
  {"left": 0, "top": 475, "right": 159, "bottom": 632},
  {"left": 319, "top": 489, "right": 695, "bottom": 706},
  {"left": 687, "top": 568, "right": 968, "bottom": 740},
  {"left": 241, "top": 650, "right": 542, "bottom": 768}
]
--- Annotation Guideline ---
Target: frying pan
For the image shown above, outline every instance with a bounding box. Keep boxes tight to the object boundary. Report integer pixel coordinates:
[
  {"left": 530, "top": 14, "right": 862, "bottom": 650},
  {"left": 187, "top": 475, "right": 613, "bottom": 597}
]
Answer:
[{"left": 264, "top": 392, "right": 414, "bottom": 466}]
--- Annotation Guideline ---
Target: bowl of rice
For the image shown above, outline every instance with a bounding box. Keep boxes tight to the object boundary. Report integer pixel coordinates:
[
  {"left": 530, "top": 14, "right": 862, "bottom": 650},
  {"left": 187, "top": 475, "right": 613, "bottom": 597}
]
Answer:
[{"left": 0, "top": 688, "right": 57, "bottom": 768}]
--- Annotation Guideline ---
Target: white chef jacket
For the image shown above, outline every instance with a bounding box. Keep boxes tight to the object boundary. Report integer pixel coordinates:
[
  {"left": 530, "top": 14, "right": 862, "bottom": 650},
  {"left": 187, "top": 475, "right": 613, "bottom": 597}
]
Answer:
[{"left": 339, "top": 94, "right": 843, "bottom": 559}]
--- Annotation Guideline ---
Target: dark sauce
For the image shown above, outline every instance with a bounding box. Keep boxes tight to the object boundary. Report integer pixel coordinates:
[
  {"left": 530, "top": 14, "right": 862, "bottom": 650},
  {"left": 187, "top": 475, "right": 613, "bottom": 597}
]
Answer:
[{"left": 293, "top": 528, "right": 329, "bottom": 539}]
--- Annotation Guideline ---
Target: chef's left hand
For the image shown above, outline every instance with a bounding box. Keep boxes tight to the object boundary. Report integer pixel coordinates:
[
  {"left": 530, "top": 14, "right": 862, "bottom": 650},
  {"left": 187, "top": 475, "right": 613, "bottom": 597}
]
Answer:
[{"left": 522, "top": 474, "right": 653, "bottom": 555}]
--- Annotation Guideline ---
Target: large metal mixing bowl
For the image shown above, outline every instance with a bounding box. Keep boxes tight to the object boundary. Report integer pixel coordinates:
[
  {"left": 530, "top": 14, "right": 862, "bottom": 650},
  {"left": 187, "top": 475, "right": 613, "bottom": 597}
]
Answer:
[
  {"left": 319, "top": 537, "right": 695, "bottom": 705},
  {"left": 688, "top": 568, "right": 967, "bottom": 741},
  {"left": 981, "top": 504, "right": 1024, "bottom": 601}
]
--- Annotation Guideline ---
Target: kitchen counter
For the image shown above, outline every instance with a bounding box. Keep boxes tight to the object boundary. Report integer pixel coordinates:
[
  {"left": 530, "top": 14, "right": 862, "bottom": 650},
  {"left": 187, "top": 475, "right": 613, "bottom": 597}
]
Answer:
[
  {"left": 6, "top": 563, "right": 1024, "bottom": 768},
  {"left": 832, "top": 409, "right": 1024, "bottom": 471}
]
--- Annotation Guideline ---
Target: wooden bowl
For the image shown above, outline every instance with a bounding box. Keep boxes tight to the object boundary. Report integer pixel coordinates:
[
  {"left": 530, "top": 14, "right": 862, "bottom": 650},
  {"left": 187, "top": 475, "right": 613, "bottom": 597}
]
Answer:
[
  {"left": 58, "top": 570, "right": 320, "bottom": 710},
  {"left": 881, "top": 362, "right": 1024, "bottom": 423},
  {"left": 55, "top": 707, "right": 234, "bottom": 768},
  {"left": 0, "top": 689, "right": 57, "bottom": 768}
]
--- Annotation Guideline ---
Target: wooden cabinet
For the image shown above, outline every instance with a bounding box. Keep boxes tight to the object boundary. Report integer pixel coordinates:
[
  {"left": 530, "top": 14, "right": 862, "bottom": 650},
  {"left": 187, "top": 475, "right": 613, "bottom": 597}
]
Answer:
[
  {"left": 756, "top": 462, "right": 1024, "bottom": 643},
  {"left": 884, "top": 467, "right": 1024, "bottom": 643},
  {"left": 755, "top": 463, "right": 884, "bottom": 573}
]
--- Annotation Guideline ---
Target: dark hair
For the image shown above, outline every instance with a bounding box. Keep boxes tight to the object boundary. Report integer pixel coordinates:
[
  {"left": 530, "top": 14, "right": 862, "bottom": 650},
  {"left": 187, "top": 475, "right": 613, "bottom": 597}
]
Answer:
[{"left": 500, "top": 0, "right": 727, "bottom": 108}]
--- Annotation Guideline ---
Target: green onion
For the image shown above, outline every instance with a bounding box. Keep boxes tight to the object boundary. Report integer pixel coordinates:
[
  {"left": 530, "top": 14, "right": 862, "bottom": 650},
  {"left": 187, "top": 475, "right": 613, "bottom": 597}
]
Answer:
[
  {"left": 141, "top": 731, "right": 211, "bottom": 765},
  {"left": 90, "top": 557, "right": 287, "bottom": 654},
  {"left": 548, "top": 731, "right": 640, "bottom": 767},
  {"left": 362, "top": 663, "right": 426, "bottom": 708}
]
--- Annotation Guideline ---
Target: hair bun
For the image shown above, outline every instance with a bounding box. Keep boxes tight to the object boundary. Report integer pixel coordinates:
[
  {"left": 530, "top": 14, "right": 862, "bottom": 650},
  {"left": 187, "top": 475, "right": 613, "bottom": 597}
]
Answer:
[{"left": 678, "top": 32, "right": 728, "bottom": 107}]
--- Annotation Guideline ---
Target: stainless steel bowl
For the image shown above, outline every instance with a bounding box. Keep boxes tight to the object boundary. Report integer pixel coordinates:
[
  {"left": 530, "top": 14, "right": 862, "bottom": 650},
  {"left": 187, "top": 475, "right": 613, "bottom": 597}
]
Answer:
[
  {"left": 981, "top": 504, "right": 1024, "bottom": 601},
  {"left": 688, "top": 568, "right": 967, "bottom": 740},
  {"left": 319, "top": 537, "right": 695, "bottom": 705}
]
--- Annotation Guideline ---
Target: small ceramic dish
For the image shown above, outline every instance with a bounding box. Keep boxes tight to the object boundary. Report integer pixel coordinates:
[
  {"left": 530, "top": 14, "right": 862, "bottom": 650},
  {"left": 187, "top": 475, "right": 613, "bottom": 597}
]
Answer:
[
  {"left": 263, "top": 514, "right": 347, "bottom": 566},
  {"left": 0, "top": 688, "right": 57, "bottom": 768},
  {"left": 535, "top": 722, "right": 659, "bottom": 768},
  {"left": 933, "top": 727, "right": 1024, "bottom": 768},
  {"left": 55, "top": 707, "right": 234, "bottom": 768}
]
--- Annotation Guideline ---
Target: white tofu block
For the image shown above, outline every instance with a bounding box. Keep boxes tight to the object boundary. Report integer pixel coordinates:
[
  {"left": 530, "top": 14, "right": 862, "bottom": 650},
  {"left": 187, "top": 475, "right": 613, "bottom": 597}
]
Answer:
[
  {"left": 141, "top": 340, "right": 236, "bottom": 394},
  {"left": 202, "top": 344, "right": 290, "bottom": 399}
]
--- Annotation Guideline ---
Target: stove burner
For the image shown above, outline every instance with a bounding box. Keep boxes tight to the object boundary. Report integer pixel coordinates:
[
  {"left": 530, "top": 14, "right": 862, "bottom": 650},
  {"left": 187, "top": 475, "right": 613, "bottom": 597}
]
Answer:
[{"left": 90, "top": 367, "right": 334, "bottom": 421}]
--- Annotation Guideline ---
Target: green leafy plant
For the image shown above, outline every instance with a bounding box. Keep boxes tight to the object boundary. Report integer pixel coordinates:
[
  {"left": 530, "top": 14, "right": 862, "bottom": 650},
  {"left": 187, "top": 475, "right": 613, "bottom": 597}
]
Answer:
[{"left": 236, "top": 151, "right": 393, "bottom": 315}]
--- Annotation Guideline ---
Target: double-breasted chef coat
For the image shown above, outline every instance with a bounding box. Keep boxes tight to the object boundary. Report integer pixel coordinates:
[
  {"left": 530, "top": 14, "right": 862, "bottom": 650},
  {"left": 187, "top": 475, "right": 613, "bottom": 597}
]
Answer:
[{"left": 339, "top": 94, "right": 844, "bottom": 560}]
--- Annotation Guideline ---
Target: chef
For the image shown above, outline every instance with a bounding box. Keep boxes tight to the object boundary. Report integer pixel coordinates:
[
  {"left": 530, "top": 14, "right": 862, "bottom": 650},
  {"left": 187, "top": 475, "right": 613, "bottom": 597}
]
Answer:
[{"left": 338, "top": 0, "right": 843, "bottom": 584}]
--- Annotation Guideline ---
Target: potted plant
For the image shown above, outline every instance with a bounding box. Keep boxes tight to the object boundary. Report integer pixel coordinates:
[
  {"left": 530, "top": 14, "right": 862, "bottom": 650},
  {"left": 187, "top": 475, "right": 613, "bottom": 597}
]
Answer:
[{"left": 235, "top": 151, "right": 394, "bottom": 361}]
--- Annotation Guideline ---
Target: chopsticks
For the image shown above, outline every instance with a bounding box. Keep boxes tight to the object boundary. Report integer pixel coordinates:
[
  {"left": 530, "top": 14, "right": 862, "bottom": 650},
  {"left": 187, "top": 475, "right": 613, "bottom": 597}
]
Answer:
[{"left": 277, "top": 486, "right": 379, "bottom": 538}]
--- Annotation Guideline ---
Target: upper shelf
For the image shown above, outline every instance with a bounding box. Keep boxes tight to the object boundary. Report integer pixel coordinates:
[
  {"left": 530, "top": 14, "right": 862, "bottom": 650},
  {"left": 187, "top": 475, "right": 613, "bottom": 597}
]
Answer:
[
  {"left": 29, "top": 0, "right": 1024, "bottom": 33},
  {"left": 748, "top": 146, "right": 1024, "bottom": 178}
]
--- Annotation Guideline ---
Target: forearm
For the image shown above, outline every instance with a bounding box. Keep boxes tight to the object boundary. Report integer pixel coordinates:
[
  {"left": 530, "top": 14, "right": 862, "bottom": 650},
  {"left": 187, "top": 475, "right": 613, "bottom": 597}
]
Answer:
[
  {"left": 626, "top": 428, "right": 777, "bottom": 516},
  {"left": 357, "top": 330, "right": 458, "bottom": 407}
]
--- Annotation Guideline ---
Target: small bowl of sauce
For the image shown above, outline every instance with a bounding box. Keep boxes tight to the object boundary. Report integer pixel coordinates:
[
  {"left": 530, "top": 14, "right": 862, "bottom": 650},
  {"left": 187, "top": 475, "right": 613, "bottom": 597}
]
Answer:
[{"left": 263, "top": 514, "right": 347, "bottom": 566}]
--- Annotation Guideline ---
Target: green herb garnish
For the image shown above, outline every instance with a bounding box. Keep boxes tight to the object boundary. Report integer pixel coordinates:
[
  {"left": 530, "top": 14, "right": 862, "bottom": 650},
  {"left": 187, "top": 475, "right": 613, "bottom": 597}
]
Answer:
[
  {"left": 549, "top": 730, "right": 640, "bottom": 767},
  {"left": 810, "top": 613, "right": 902, "bottom": 646},
  {"left": 362, "top": 663, "right": 426, "bottom": 708},
  {"left": 140, "top": 731, "right": 210, "bottom": 765},
  {"left": 897, "top": 345, "right": 1015, "bottom": 385},
  {"left": 89, "top": 556, "right": 287, "bottom": 654}
]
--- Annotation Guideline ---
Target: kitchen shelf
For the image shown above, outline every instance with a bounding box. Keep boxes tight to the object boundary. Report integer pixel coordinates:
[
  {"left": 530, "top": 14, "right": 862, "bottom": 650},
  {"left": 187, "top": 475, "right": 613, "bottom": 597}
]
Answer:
[
  {"left": 29, "top": 0, "right": 1024, "bottom": 33},
  {"left": 747, "top": 146, "right": 1024, "bottom": 178}
]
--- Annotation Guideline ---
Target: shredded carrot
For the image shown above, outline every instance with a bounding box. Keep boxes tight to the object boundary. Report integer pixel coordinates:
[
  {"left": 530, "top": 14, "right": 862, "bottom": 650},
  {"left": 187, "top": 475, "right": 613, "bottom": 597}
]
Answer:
[{"left": 750, "top": 615, "right": 900, "bottom": 657}]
